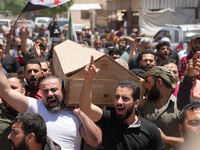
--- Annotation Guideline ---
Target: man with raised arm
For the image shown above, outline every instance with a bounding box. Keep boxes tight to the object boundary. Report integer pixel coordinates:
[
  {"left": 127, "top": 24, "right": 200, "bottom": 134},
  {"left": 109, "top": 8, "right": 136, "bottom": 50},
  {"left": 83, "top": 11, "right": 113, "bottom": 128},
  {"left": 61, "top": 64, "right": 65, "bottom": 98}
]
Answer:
[
  {"left": 79, "top": 56, "right": 165, "bottom": 150},
  {"left": 0, "top": 50, "right": 102, "bottom": 150}
]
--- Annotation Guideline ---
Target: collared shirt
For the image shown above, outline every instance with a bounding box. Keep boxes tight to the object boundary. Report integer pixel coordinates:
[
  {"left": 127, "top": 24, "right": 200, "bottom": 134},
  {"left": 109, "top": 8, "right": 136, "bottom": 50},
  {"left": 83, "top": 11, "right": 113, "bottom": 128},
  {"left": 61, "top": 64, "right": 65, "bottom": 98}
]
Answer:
[{"left": 139, "top": 94, "right": 181, "bottom": 149}]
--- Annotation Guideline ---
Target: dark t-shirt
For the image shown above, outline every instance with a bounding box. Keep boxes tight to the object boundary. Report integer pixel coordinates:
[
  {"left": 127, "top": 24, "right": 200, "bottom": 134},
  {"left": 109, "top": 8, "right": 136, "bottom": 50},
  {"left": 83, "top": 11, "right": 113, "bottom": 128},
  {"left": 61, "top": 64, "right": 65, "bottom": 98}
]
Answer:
[
  {"left": 2, "top": 54, "right": 20, "bottom": 73},
  {"left": 96, "top": 109, "right": 165, "bottom": 150}
]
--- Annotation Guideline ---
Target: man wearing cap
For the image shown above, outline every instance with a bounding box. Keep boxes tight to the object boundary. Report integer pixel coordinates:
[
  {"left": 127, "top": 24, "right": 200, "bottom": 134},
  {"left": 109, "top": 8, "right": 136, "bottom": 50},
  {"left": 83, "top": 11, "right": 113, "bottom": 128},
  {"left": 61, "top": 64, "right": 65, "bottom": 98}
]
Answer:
[
  {"left": 138, "top": 66, "right": 185, "bottom": 149},
  {"left": 179, "top": 35, "right": 200, "bottom": 79}
]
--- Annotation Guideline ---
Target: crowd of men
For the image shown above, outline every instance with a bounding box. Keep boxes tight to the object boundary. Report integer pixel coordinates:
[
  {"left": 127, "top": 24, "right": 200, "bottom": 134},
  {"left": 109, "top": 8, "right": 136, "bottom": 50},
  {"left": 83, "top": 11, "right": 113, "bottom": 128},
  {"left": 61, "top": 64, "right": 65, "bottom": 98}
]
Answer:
[{"left": 0, "top": 17, "right": 200, "bottom": 150}]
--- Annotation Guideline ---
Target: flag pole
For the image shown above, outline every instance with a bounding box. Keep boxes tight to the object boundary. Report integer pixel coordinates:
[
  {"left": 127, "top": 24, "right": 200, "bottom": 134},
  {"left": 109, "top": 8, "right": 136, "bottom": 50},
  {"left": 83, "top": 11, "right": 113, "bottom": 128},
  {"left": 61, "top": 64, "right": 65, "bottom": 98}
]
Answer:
[
  {"left": 10, "top": 12, "right": 23, "bottom": 33},
  {"left": 5, "top": 12, "right": 23, "bottom": 55}
]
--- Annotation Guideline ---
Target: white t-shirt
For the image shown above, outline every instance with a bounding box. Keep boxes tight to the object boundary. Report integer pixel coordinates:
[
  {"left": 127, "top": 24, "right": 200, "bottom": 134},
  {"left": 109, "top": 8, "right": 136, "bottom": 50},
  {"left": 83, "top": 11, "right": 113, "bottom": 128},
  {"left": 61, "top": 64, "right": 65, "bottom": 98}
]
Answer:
[{"left": 27, "top": 97, "right": 82, "bottom": 150}]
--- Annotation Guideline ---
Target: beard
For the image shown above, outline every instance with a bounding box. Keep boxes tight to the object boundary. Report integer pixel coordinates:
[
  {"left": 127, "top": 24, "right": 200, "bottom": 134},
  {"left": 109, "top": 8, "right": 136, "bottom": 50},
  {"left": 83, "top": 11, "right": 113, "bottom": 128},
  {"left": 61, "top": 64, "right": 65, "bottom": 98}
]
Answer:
[
  {"left": 141, "top": 64, "right": 152, "bottom": 71},
  {"left": 147, "top": 84, "right": 160, "bottom": 101},
  {"left": 115, "top": 103, "right": 134, "bottom": 122},
  {"left": 45, "top": 95, "right": 64, "bottom": 113},
  {"left": 9, "top": 137, "right": 29, "bottom": 150}
]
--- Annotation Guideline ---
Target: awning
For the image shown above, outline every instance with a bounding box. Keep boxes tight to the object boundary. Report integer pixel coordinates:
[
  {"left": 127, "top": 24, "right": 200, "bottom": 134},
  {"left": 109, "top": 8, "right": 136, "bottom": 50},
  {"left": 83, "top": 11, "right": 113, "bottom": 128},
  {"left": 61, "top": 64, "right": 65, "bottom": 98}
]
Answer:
[{"left": 69, "top": 3, "right": 102, "bottom": 10}]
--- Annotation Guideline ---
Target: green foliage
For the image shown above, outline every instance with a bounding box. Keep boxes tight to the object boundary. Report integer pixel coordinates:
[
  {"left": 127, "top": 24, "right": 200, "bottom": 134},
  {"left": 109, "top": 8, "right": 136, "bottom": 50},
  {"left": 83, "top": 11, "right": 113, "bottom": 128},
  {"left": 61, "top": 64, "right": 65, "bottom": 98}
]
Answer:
[
  {"left": 38, "top": 1, "right": 73, "bottom": 17},
  {"left": 2, "top": 0, "right": 27, "bottom": 14},
  {"left": 0, "top": 0, "right": 73, "bottom": 16}
]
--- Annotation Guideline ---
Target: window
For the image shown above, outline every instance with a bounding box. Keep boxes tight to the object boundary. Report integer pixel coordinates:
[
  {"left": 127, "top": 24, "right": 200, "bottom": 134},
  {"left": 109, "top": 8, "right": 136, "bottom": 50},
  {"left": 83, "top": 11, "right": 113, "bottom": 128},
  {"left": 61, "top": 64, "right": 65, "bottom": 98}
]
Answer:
[{"left": 81, "top": 10, "right": 89, "bottom": 19}]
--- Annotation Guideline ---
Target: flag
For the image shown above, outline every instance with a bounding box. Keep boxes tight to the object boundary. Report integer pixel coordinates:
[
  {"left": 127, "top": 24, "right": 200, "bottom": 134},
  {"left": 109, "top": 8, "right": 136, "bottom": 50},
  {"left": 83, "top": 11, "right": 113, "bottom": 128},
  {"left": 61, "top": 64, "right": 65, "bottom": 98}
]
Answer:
[
  {"left": 22, "top": 0, "right": 71, "bottom": 12},
  {"left": 67, "top": 12, "right": 78, "bottom": 42}
]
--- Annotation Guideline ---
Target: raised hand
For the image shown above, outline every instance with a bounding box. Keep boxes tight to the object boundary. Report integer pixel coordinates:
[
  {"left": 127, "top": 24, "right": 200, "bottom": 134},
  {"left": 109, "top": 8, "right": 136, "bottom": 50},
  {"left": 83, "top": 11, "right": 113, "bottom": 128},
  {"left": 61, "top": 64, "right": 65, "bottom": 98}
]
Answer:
[
  {"left": 186, "top": 51, "right": 200, "bottom": 76},
  {"left": 84, "top": 56, "right": 100, "bottom": 79}
]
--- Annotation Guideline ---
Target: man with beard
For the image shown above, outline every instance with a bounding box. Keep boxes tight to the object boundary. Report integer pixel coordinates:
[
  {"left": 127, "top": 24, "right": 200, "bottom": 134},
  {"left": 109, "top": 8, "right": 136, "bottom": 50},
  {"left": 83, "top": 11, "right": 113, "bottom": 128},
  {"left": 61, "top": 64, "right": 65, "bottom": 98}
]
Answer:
[
  {"left": 0, "top": 73, "right": 25, "bottom": 150},
  {"left": 171, "top": 102, "right": 200, "bottom": 150},
  {"left": 78, "top": 56, "right": 165, "bottom": 150},
  {"left": 139, "top": 50, "right": 157, "bottom": 72},
  {"left": 24, "top": 59, "right": 43, "bottom": 100},
  {"left": 139, "top": 66, "right": 185, "bottom": 149},
  {"left": 117, "top": 38, "right": 130, "bottom": 62},
  {"left": 0, "top": 50, "right": 102, "bottom": 149},
  {"left": 8, "top": 113, "right": 61, "bottom": 150},
  {"left": 156, "top": 41, "right": 171, "bottom": 65},
  {"left": 128, "top": 37, "right": 154, "bottom": 70},
  {"left": 179, "top": 35, "right": 200, "bottom": 79}
]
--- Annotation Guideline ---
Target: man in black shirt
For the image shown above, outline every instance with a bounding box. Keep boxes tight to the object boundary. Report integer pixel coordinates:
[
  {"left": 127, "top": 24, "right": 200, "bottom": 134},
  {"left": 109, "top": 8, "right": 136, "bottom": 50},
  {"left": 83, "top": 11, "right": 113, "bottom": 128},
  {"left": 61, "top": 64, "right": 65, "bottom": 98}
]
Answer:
[{"left": 79, "top": 56, "right": 165, "bottom": 150}]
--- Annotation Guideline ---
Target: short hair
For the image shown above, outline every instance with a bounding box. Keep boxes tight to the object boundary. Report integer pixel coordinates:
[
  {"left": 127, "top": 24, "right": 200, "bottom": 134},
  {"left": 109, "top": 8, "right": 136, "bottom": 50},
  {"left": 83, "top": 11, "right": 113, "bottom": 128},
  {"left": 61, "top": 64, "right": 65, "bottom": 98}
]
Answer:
[
  {"left": 40, "top": 75, "right": 63, "bottom": 89},
  {"left": 115, "top": 80, "right": 140, "bottom": 101},
  {"left": 118, "top": 38, "right": 128, "bottom": 44},
  {"left": 131, "top": 69, "right": 146, "bottom": 78},
  {"left": 37, "top": 58, "right": 50, "bottom": 67},
  {"left": 156, "top": 41, "right": 170, "bottom": 51},
  {"left": 6, "top": 73, "right": 25, "bottom": 88},
  {"left": 109, "top": 47, "right": 121, "bottom": 56},
  {"left": 34, "top": 37, "right": 43, "bottom": 42},
  {"left": 140, "top": 37, "right": 152, "bottom": 44},
  {"left": 160, "top": 59, "right": 177, "bottom": 66},
  {"left": 14, "top": 113, "right": 47, "bottom": 147},
  {"left": 179, "top": 101, "right": 200, "bottom": 125},
  {"left": 100, "top": 35, "right": 107, "bottom": 40},
  {"left": 139, "top": 50, "right": 157, "bottom": 61},
  {"left": 24, "top": 59, "right": 42, "bottom": 71}
]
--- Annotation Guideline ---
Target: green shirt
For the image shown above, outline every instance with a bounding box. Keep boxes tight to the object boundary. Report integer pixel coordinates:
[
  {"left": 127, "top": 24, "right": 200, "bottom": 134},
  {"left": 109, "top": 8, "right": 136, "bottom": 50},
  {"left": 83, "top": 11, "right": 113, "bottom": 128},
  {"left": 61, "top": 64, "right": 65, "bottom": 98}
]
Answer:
[{"left": 139, "top": 94, "right": 181, "bottom": 150}]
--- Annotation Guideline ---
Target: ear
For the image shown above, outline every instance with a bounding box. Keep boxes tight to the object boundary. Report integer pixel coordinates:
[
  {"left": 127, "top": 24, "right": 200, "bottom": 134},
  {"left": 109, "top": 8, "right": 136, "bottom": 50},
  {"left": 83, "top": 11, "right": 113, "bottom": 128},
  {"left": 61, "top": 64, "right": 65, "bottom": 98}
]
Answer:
[
  {"left": 134, "top": 99, "right": 140, "bottom": 109},
  {"left": 26, "top": 133, "right": 35, "bottom": 143},
  {"left": 178, "top": 124, "right": 183, "bottom": 136},
  {"left": 156, "top": 78, "right": 162, "bottom": 87},
  {"left": 22, "top": 88, "right": 26, "bottom": 95}
]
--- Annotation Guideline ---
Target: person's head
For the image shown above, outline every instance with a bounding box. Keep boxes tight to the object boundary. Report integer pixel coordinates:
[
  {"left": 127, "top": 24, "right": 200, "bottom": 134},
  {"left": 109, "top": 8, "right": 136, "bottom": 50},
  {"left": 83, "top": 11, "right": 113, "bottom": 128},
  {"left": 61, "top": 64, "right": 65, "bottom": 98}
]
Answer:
[
  {"left": 34, "top": 37, "right": 43, "bottom": 45},
  {"left": 190, "top": 35, "right": 200, "bottom": 53},
  {"left": 115, "top": 59, "right": 129, "bottom": 69},
  {"left": 117, "top": 38, "right": 127, "bottom": 51},
  {"left": 139, "top": 50, "right": 157, "bottom": 71},
  {"left": 131, "top": 69, "right": 146, "bottom": 78},
  {"left": 114, "top": 80, "right": 140, "bottom": 122},
  {"left": 138, "top": 37, "right": 153, "bottom": 52},
  {"left": 161, "top": 59, "right": 179, "bottom": 83},
  {"left": 14, "top": 37, "right": 21, "bottom": 47},
  {"left": 156, "top": 41, "right": 170, "bottom": 61},
  {"left": 179, "top": 102, "right": 200, "bottom": 147},
  {"left": 109, "top": 47, "right": 121, "bottom": 60},
  {"left": 100, "top": 35, "right": 107, "bottom": 46},
  {"left": 7, "top": 73, "right": 25, "bottom": 94},
  {"left": 94, "top": 39, "right": 103, "bottom": 50},
  {"left": 1, "top": 73, "right": 25, "bottom": 116},
  {"left": 143, "top": 66, "right": 176, "bottom": 101},
  {"left": 119, "top": 27, "right": 124, "bottom": 33},
  {"left": 8, "top": 113, "right": 47, "bottom": 150},
  {"left": 40, "top": 36, "right": 48, "bottom": 46},
  {"left": 24, "top": 59, "right": 42, "bottom": 89},
  {"left": 37, "top": 58, "right": 51, "bottom": 79},
  {"left": 40, "top": 75, "right": 65, "bottom": 113},
  {"left": 105, "top": 41, "right": 115, "bottom": 51}
]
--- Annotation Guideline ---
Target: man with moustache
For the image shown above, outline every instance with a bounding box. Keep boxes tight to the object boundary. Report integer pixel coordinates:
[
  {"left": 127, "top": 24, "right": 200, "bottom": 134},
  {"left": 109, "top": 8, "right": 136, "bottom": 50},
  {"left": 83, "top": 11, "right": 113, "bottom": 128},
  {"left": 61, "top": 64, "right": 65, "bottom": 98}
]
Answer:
[
  {"left": 24, "top": 59, "right": 43, "bottom": 100},
  {"left": 156, "top": 41, "right": 171, "bottom": 65},
  {"left": 78, "top": 56, "right": 165, "bottom": 150},
  {"left": 0, "top": 50, "right": 102, "bottom": 149},
  {"left": 0, "top": 73, "right": 25, "bottom": 150},
  {"left": 171, "top": 102, "right": 200, "bottom": 150},
  {"left": 139, "top": 50, "right": 157, "bottom": 72},
  {"left": 8, "top": 113, "right": 61, "bottom": 150},
  {"left": 179, "top": 35, "right": 200, "bottom": 79},
  {"left": 139, "top": 66, "right": 187, "bottom": 149}
]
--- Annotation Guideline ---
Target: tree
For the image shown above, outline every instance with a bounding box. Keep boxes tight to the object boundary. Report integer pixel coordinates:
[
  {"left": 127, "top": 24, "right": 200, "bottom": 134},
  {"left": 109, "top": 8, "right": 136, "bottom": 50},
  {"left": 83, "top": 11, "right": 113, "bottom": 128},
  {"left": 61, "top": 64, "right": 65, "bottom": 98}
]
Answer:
[
  {"left": 39, "top": 1, "right": 73, "bottom": 17},
  {"left": 0, "top": 0, "right": 73, "bottom": 17}
]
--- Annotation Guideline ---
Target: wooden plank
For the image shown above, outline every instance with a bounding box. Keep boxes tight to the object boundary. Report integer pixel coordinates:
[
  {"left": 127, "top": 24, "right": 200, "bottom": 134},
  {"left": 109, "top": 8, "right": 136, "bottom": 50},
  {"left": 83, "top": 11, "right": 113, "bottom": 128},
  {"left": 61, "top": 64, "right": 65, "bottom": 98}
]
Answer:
[
  {"left": 66, "top": 78, "right": 144, "bottom": 106},
  {"left": 53, "top": 40, "right": 104, "bottom": 76}
]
